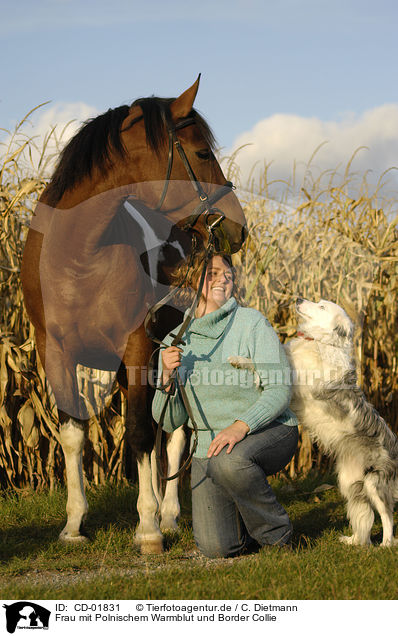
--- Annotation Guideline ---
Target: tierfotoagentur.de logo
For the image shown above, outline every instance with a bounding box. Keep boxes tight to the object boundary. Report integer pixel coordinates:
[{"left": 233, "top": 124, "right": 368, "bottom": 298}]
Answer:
[{"left": 3, "top": 602, "right": 51, "bottom": 633}]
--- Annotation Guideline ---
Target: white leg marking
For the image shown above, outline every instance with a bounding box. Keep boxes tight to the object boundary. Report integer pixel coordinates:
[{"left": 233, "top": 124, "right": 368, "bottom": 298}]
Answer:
[
  {"left": 150, "top": 447, "right": 163, "bottom": 509},
  {"left": 160, "top": 427, "right": 186, "bottom": 532},
  {"left": 59, "top": 419, "right": 88, "bottom": 542},
  {"left": 135, "top": 452, "right": 163, "bottom": 554}
]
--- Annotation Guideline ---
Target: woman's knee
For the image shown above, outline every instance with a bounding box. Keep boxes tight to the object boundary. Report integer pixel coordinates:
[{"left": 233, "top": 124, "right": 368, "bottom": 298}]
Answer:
[
  {"left": 195, "top": 535, "right": 245, "bottom": 558},
  {"left": 207, "top": 449, "right": 251, "bottom": 488},
  {"left": 196, "top": 541, "right": 231, "bottom": 559}
]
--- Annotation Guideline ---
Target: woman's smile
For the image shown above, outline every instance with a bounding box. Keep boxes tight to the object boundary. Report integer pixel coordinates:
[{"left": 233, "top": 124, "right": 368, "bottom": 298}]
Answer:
[{"left": 196, "top": 255, "right": 234, "bottom": 316}]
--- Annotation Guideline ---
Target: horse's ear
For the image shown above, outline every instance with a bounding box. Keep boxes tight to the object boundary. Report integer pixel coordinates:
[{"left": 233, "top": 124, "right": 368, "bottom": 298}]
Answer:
[{"left": 170, "top": 74, "right": 201, "bottom": 119}]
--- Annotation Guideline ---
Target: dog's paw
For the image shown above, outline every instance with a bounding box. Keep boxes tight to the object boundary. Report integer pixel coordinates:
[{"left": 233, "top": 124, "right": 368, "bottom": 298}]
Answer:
[
  {"left": 339, "top": 534, "right": 372, "bottom": 546},
  {"left": 381, "top": 537, "right": 398, "bottom": 547},
  {"left": 227, "top": 356, "right": 261, "bottom": 389},
  {"left": 227, "top": 356, "right": 253, "bottom": 369}
]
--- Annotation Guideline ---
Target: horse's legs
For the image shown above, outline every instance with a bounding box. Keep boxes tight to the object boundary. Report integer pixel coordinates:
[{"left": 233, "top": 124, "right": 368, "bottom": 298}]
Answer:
[
  {"left": 159, "top": 427, "right": 186, "bottom": 532},
  {"left": 41, "top": 338, "right": 88, "bottom": 542},
  {"left": 59, "top": 417, "right": 88, "bottom": 542},
  {"left": 150, "top": 447, "right": 162, "bottom": 508},
  {"left": 135, "top": 452, "right": 163, "bottom": 554},
  {"left": 123, "top": 326, "right": 163, "bottom": 553}
]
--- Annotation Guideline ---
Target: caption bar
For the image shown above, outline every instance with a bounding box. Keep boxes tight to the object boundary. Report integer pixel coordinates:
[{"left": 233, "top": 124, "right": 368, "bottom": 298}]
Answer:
[{"left": 56, "top": 601, "right": 298, "bottom": 623}]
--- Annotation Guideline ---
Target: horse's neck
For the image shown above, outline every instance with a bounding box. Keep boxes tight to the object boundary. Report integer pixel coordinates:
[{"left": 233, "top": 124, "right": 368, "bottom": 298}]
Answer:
[{"left": 37, "top": 183, "right": 135, "bottom": 252}]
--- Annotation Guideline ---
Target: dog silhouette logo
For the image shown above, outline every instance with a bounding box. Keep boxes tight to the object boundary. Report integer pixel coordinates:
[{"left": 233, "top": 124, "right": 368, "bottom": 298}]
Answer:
[{"left": 3, "top": 602, "right": 50, "bottom": 633}]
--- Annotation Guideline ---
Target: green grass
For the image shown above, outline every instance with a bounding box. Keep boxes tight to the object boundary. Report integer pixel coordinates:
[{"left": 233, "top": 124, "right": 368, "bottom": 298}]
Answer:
[{"left": 0, "top": 475, "right": 397, "bottom": 600}]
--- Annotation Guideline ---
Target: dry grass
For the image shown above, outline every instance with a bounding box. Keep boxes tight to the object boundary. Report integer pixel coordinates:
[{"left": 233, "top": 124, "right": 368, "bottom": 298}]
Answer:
[{"left": 0, "top": 110, "right": 397, "bottom": 488}]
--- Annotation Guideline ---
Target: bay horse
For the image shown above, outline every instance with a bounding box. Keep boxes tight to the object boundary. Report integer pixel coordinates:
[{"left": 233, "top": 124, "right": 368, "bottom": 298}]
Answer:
[{"left": 21, "top": 77, "right": 247, "bottom": 553}]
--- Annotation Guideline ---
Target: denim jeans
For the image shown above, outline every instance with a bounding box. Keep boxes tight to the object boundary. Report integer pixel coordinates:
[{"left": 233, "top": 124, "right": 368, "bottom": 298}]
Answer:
[{"left": 190, "top": 422, "right": 298, "bottom": 558}]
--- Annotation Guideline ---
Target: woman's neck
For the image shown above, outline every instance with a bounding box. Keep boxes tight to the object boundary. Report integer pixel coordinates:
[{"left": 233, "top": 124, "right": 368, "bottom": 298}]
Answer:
[{"left": 195, "top": 297, "right": 230, "bottom": 318}]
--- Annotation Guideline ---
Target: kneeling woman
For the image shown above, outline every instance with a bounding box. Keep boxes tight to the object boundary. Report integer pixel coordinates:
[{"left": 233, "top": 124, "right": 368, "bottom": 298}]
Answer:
[{"left": 152, "top": 254, "right": 298, "bottom": 557}]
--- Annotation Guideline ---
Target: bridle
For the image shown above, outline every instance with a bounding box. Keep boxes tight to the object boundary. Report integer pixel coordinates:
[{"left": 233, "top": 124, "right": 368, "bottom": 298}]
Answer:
[
  {"left": 134, "top": 104, "right": 238, "bottom": 481},
  {"left": 154, "top": 107, "right": 235, "bottom": 236}
]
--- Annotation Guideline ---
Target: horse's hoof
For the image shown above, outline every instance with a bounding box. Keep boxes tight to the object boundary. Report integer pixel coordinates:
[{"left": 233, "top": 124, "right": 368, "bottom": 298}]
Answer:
[
  {"left": 160, "top": 519, "right": 180, "bottom": 533},
  {"left": 59, "top": 531, "right": 89, "bottom": 543},
  {"left": 139, "top": 538, "right": 164, "bottom": 555}
]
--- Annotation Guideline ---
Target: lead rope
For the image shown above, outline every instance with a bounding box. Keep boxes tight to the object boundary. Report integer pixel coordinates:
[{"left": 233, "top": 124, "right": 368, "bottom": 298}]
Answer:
[
  {"left": 147, "top": 239, "right": 215, "bottom": 481},
  {"left": 144, "top": 104, "right": 232, "bottom": 480}
]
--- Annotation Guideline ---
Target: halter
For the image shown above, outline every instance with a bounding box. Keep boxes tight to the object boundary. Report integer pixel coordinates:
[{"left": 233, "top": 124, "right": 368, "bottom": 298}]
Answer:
[{"left": 140, "top": 105, "right": 236, "bottom": 481}]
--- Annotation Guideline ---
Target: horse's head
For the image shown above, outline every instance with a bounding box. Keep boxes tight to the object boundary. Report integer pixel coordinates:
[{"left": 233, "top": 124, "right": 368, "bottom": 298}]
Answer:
[
  {"left": 41, "top": 78, "right": 247, "bottom": 258},
  {"left": 119, "top": 76, "right": 247, "bottom": 254}
]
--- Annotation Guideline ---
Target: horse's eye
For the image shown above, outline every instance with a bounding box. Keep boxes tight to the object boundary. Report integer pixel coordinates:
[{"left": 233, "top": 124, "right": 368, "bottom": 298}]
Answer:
[{"left": 196, "top": 149, "right": 213, "bottom": 160}]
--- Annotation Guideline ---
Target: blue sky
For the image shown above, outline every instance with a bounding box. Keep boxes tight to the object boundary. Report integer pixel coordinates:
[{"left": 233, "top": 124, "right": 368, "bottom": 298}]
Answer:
[{"left": 2, "top": 0, "right": 398, "bottom": 191}]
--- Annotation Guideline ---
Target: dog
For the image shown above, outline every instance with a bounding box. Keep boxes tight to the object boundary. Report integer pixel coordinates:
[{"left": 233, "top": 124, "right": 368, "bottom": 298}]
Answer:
[{"left": 229, "top": 298, "right": 398, "bottom": 546}]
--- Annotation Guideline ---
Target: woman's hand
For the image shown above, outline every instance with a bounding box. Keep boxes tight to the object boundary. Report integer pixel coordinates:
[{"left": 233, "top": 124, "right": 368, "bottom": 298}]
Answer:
[
  {"left": 207, "top": 420, "right": 250, "bottom": 458},
  {"left": 161, "top": 346, "right": 183, "bottom": 390}
]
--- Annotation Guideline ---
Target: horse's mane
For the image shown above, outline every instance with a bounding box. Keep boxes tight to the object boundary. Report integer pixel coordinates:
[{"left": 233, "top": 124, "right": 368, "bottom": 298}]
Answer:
[{"left": 44, "top": 97, "right": 216, "bottom": 207}]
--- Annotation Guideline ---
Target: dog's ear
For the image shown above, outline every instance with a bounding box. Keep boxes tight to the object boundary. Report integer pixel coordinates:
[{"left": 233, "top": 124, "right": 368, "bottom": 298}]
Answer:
[
  {"left": 334, "top": 324, "right": 349, "bottom": 338},
  {"left": 333, "top": 314, "right": 353, "bottom": 340}
]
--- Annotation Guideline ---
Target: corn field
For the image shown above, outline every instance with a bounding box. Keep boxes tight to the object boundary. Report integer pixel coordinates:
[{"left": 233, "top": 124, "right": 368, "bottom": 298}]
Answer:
[{"left": 0, "top": 112, "right": 397, "bottom": 489}]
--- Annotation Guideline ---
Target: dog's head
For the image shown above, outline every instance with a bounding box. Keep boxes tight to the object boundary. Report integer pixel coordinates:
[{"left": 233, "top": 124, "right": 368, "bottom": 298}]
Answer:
[{"left": 295, "top": 298, "right": 353, "bottom": 346}]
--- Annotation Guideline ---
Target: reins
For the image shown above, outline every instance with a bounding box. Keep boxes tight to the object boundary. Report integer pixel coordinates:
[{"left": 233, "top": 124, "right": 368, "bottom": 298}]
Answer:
[
  {"left": 147, "top": 239, "right": 215, "bottom": 481},
  {"left": 139, "top": 104, "right": 235, "bottom": 481}
]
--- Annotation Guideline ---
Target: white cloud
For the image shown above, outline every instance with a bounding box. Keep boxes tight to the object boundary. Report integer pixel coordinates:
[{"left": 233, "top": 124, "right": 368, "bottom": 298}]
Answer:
[
  {"left": 31, "top": 101, "right": 98, "bottom": 138},
  {"left": 229, "top": 104, "right": 398, "bottom": 197},
  {"left": 30, "top": 102, "right": 98, "bottom": 173},
  {"left": 3, "top": 102, "right": 99, "bottom": 177}
]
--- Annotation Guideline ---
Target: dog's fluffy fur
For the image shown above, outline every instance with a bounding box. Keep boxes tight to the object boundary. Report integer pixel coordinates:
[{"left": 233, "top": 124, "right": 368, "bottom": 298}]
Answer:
[{"left": 231, "top": 298, "right": 398, "bottom": 546}]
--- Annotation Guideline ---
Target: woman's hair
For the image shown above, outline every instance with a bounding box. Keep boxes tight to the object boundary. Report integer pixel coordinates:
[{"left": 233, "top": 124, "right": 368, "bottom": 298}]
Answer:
[{"left": 170, "top": 251, "right": 244, "bottom": 307}]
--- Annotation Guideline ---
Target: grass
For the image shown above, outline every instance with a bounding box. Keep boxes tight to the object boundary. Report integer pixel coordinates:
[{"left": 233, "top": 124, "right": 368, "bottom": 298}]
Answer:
[{"left": 1, "top": 474, "right": 398, "bottom": 600}]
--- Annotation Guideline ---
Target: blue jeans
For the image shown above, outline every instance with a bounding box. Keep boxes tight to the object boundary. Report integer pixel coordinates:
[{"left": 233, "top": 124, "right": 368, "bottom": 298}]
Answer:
[{"left": 190, "top": 422, "right": 298, "bottom": 558}]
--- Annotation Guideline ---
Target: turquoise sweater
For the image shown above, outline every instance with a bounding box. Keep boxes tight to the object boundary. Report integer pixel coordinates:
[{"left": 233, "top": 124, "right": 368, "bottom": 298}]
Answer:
[{"left": 152, "top": 297, "right": 298, "bottom": 458}]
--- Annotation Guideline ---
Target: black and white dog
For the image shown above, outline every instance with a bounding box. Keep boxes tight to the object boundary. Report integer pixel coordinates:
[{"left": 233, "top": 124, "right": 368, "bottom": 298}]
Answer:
[{"left": 230, "top": 298, "right": 398, "bottom": 546}]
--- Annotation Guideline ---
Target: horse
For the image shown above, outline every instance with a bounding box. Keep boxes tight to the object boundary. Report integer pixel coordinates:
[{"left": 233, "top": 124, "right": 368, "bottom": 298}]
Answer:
[{"left": 21, "top": 77, "right": 247, "bottom": 553}]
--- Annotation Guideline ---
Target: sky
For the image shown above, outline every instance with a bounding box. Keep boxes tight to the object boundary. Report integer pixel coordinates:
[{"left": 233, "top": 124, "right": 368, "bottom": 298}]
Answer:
[{"left": 2, "top": 0, "right": 398, "bottom": 197}]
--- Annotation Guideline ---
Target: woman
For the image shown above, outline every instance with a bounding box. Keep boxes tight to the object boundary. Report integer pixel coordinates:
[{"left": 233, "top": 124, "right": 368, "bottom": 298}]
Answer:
[{"left": 152, "top": 254, "right": 298, "bottom": 558}]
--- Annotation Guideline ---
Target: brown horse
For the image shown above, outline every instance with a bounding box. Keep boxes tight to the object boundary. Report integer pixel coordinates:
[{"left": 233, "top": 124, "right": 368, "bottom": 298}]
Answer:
[{"left": 21, "top": 77, "right": 247, "bottom": 553}]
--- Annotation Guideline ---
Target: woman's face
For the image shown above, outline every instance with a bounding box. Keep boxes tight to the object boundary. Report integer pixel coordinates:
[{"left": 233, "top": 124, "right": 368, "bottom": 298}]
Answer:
[{"left": 201, "top": 255, "right": 234, "bottom": 309}]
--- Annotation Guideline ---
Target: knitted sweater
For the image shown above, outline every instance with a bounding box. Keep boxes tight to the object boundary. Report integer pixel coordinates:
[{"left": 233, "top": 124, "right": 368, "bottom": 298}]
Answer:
[{"left": 152, "top": 297, "right": 298, "bottom": 458}]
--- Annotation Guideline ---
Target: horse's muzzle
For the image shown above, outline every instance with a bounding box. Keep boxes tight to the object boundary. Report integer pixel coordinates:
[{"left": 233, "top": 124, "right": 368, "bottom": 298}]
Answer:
[{"left": 213, "top": 221, "right": 248, "bottom": 255}]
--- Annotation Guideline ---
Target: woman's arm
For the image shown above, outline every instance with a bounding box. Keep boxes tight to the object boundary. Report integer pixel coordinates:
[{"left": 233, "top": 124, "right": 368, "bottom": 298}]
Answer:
[
  {"left": 207, "top": 420, "right": 250, "bottom": 457},
  {"left": 234, "top": 317, "right": 292, "bottom": 433},
  {"left": 151, "top": 346, "right": 188, "bottom": 432}
]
